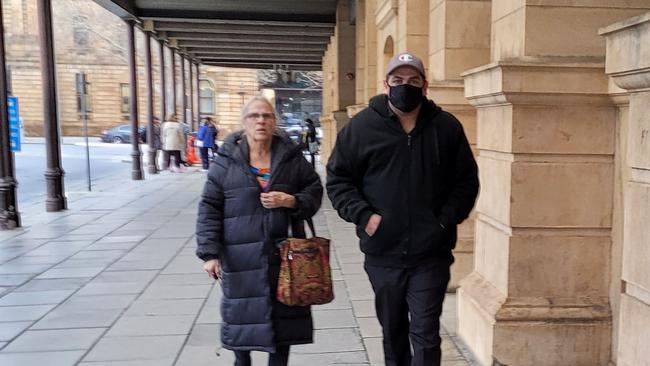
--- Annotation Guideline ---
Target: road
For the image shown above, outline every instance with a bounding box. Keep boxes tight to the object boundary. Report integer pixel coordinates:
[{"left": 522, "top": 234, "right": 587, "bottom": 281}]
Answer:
[{"left": 14, "top": 140, "right": 142, "bottom": 206}]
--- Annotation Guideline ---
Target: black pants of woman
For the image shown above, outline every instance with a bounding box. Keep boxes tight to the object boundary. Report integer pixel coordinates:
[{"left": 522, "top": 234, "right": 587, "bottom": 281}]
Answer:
[
  {"left": 234, "top": 345, "right": 290, "bottom": 366},
  {"left": 165, "top": 150, "right": 182, "bottom": 168}
]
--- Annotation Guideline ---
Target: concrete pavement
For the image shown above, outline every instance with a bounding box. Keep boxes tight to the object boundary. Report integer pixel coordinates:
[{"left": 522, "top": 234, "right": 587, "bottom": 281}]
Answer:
[{"left": 0, "top": 165, "right": 474, "bottom": 365}]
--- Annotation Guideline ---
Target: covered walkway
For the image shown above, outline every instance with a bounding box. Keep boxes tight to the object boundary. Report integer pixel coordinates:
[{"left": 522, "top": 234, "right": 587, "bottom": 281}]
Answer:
[{"left": 0, "top": 169, "right": 473, "bottom": 365}]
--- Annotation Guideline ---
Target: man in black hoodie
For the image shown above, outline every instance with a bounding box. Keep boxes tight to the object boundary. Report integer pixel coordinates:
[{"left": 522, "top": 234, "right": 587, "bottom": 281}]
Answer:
[{"left": 326, "top": 52, "right": 479, "bottom": 366}]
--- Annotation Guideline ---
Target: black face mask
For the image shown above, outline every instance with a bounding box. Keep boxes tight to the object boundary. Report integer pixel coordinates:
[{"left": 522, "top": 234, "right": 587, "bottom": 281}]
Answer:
[{"left": 388, "top": 84, "right": 424, "bottom": 113}]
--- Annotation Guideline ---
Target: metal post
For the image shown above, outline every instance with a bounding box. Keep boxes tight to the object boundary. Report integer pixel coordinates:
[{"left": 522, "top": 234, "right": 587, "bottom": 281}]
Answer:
[
  {"left": 37, "top": 0, "right": 66, "bottom": 212},
  {"left": 170, "top": 50, "right": 177, "bottom": 117},
  {"left": 159, "top": 39, "right": 168, "bottom": 170},
  {"left": 188, "top": 59, "right": 194, "bottom": 131},
  {"left": 0, "top": 3, "right": 20, "bottom": 228},
  {"left": 75, "top": 73, "right": 91, "bottom": 191},
  {"left": 126, "top": 19, "right": 143, "bottom": 180},
  {"left": 144, "top": 32, "right": 157, "bottom": 174},
  {"left": 180, "top": 56, "right": 187, "bottom": 125},
  {"left": 195, "top": 63, "right": 200, "bottom": 121}
]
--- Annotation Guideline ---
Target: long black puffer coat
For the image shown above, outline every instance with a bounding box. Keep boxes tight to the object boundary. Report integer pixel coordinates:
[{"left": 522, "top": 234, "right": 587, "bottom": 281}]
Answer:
[{"left": 196, "top": 131, "right": 323, "bottom": 353}]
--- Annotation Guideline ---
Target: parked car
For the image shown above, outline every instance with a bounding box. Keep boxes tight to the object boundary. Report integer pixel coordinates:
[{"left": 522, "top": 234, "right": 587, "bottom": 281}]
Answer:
[{"left": 100, "top": 124, "right": 146, "bottom": 144}]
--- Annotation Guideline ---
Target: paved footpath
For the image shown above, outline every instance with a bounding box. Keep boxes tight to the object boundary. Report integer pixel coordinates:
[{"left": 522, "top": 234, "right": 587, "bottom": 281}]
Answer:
[{"left": 0, "top": 165, "right": 474, "bottom": 365}]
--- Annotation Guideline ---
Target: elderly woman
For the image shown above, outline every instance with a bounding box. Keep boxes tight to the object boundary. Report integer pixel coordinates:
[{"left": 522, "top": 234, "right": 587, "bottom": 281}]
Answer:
[
  {"left": 196, "top": 96, "right": 322, "bottom": 366},
  {"left": 161, "top": 114, "right": 185, "bottom": 171}
]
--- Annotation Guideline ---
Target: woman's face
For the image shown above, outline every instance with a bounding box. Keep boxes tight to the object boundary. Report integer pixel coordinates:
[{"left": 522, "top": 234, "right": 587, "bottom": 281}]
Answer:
[{"left": 243, "top": 101, "right": 276, "bottom": 143}]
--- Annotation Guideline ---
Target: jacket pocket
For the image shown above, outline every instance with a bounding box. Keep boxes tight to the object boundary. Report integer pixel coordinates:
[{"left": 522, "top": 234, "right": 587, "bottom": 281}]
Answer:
[{"left": 410, "top": 211, "right": 450, "bottom": 257}]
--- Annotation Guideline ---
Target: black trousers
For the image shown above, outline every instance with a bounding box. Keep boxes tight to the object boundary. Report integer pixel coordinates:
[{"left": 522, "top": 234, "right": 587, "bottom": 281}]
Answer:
[
  {"left": 199, "top": 147, "right": 216, "bottom": 169},
  {"left": 364, "top": 260, "right": 450, "bottom": 366},
  {"left": 234, "top": 345, "right": 290, "bottom": 366},
  {"left": 165, "top": 150, "right": 182, "bottom": 168}
]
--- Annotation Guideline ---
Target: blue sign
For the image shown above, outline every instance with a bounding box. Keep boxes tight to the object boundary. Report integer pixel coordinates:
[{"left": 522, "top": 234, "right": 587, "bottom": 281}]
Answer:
[{"left": 8, "top": 96, "right": 20, "bottom": 152}]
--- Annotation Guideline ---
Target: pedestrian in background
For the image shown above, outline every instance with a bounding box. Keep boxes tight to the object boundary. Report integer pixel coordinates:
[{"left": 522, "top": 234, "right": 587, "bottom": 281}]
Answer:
[
  {"left": 302, "top": 118, "right": 318, "bottom": 166},
  {"left": 161, "top": 114, "right": 185, "bottom": 172},
  {"left": 197, "top": 116, "right": 218, "bottom": 171},
  {"left": 196, "top": 96, "right": 322, "bottom": 366},
  {"left": 151, "top": 116, "right": 162, "bottom": 170},
  {"left": 326, "top": 52, "right": 479, "bottom": 366}
]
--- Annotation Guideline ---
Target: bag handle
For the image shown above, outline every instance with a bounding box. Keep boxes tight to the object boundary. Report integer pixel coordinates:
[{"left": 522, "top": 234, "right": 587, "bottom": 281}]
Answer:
[
  {"left": 287, "top": 217, "right": 316, "bottom": 238},
  {"left": 306, "top": 218, "right": 316, "bottom": 238}
]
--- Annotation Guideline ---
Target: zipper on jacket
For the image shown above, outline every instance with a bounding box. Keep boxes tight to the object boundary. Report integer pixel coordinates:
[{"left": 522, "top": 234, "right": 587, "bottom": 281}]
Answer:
[{"left": 405, "top": 135, "right": 413, "bottom": 258}]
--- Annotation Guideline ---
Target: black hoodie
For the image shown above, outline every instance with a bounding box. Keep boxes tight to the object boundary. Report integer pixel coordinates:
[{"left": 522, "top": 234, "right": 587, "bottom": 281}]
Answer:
[{"left": 326, "top": 95, "right": 479, "bottom": 267}]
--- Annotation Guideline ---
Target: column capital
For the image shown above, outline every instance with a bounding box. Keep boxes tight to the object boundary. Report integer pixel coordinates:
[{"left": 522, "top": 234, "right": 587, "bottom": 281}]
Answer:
[
  {"left": 600, "top": 12, "right": 650, "bottom": 91},
  {"left": 462, "top": 58, "right": 610, "bottom": 107}
]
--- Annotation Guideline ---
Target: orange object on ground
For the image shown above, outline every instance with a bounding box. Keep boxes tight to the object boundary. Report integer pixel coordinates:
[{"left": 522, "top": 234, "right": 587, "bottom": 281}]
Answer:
[{"left": 185, "top": 135, "right": 201, "bottom": 165}]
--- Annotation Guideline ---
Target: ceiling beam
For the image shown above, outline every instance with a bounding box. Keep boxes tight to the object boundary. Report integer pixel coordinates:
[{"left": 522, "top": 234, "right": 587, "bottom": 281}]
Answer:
[
  {"left": 178, "top": 41, "right": 326, "bottom": 51},
  {"left": 142, "top": 17, "right": 334, "bottom": 28},
  {"left": 167, "top": 33, "right": 330, "bottom": 44},
  {"left": 153, "top": 21, "right": 333, "bottom": 36},
  {"left": 198, "top": 55, "right": 322, "bottom": 62},
  {"left": 202, "top": 62, "right": 321, "bottom": 71},
  {"left": 187, "top": 49, "right": 323, "bottom": 57},
  {"left": 139, "top": 9, "right": 336, "bottom": 23},
  {"left": 92, "top": 0, "right": 137, "bottom": 19}
]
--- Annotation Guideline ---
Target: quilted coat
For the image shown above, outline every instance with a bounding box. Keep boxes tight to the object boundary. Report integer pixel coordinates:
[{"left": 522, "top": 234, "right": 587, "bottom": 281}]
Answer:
[{"left": 196, "top": 131, "right": 323, "bottom": 352}]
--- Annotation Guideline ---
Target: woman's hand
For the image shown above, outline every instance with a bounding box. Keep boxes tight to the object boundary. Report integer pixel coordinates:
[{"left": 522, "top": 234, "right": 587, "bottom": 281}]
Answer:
[
  {"left": 203, "top": 259, "right": 221, "bottom": 280},
  {"left": 260, "top": 191, "right": 296, "bottom": 209}
]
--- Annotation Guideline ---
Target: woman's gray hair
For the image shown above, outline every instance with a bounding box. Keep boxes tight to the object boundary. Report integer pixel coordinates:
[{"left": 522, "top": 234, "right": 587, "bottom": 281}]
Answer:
[{"left": 240, "top": 96, "right": 277, "bottom": 123}]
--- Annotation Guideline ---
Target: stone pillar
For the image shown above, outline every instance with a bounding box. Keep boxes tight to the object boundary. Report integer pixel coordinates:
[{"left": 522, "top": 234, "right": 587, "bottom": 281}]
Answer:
[
  {"left": 427, "top": 0, "right": 490, "bottom": 290},
  {"left": 375, "top": 0, "right": 397, "bottom": 92},
  {"left": 396, "top": 0, "right": 428, "bottom": 63},
  {"left": 601, "top": 12, "right": 650, "bottom": 366},
  {"left": 363, "top": 0, "right": 377, "bottom": 101},
  {"left": 457, "top": 2, "right": 650, "bottom": 365},
  {"left": 320, "top": 0, "right": 355, "bottom": 163}
]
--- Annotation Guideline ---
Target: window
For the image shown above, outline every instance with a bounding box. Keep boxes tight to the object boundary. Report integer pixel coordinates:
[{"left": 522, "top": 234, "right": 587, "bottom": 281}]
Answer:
[
  {"left": 73, "top": 16, "right": 89, "bottom": 48},
  {"left": 120, "top": 83, "right": 130, "bottom": 114},
  {"left": 199, "top": 79, "right": 215, "bottom": 115}
]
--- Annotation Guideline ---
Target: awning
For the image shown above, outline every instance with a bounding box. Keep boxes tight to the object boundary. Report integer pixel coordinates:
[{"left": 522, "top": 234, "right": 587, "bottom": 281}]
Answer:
[{"left": 92, "top": 0, "right": 336, "bottom": 71}]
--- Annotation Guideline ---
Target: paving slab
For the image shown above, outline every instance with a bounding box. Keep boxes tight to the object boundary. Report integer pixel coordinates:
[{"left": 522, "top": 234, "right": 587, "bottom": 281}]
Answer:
[
  {"left": 1, "top": 328, "right": 105, "bottom": 352},
  {"left": 0, "top": 350, "right": 85, "bottom": 366},
  {"left": 0, "top": 321, "right": 32, "bottom": 341}
]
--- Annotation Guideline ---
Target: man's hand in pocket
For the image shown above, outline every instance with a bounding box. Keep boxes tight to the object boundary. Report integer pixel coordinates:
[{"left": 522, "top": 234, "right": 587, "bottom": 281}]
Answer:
[{"left": 365, "top": 214, "right": 382, "bottom": 237}]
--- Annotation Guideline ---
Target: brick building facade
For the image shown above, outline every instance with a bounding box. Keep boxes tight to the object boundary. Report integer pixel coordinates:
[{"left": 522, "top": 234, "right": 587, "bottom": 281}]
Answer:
[{"left": 2, "top": 0, "right": 259, "bottom": 137}]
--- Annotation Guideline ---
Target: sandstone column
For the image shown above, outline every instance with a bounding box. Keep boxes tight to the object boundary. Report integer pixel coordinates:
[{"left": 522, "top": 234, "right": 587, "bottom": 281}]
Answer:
[
  {"left": 320, "top": 0, "right": 355, "bottom": 163},
  {"left": 457, "top": 1, "right": 650, "bottom": 365},
  {"left": 427, "top": 0, "right": 491, "bottom": 290},
  {"left": 601, "top": 12, "right": 650, "bottom": 366}
]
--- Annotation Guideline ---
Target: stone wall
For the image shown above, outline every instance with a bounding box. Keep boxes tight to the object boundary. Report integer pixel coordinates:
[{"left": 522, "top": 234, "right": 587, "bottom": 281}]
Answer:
[
  {"left": 321, "top": 0, "right": 650, "bottom": 364},
  {"left": 601, "top": 13, "right": 650, "bottom": 366}
]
